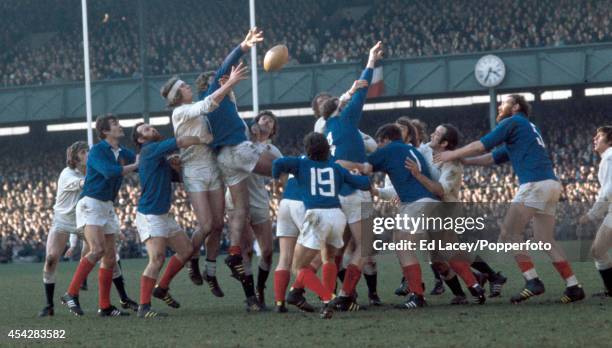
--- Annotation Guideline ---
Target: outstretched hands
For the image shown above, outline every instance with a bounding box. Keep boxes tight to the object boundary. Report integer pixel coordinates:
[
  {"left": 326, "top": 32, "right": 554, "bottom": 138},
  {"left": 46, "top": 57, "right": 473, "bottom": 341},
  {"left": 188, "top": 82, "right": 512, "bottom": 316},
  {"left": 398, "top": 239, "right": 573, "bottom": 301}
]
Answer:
[
  {"left": 241, "top": 27, "right": 264, "bottom": 51},
  {"left": 368, "top": 41, "right": 384, "bottom": 64}
]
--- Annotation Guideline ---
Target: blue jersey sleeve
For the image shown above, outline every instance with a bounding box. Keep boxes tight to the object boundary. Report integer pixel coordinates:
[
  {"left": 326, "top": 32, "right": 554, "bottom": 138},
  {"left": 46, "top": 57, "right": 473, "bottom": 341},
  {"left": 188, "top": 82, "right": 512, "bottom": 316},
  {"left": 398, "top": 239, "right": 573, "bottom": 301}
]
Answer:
[
  {"left": 120, "top": 147, "right": 137, "bottom": 165},
  {"left": 367, "top": 147, "right": 386, "bottom": 172},
  {"left": 89, "top": 146, "right": 123, "bottom": 179},
  {"left": 337, "top": 165, "right": 371, "bottom": 190},
  {"left": 272, "top": 157, "right": 300, "bottom": 179},
  {"left": 480, "top": 117, "right": 516, "bottom": 151},
  {"left": 207, "top": 45, "right": 244, "bottom": 95},
  {"left": 492, "top": 146, "right": 510, "bottom": 164},
  {"left": 146, "top": 139, "right": 178, "bottom": 160},
  {"left": 340, "top": 67, "right": 373, "bottom": 127}
]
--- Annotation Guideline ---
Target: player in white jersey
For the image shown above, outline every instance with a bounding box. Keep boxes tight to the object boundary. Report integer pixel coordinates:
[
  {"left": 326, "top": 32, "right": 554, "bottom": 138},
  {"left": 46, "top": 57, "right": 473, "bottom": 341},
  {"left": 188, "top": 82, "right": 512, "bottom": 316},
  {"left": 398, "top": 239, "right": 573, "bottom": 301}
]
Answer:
[
  {"left": 225, "top": 111, "right": 282, "bottom": 311},
  {"left": 40, "top": 141, "right": 138, "bottom": 317},
  {"left": 405, "top": 123, "right": 508, "bottom": 303},
  {"left": 579, "top": 125, "right": 612, "bottom": 297},
  {"left": 160, "top": 62, "right": 248, "bottom": 296}
]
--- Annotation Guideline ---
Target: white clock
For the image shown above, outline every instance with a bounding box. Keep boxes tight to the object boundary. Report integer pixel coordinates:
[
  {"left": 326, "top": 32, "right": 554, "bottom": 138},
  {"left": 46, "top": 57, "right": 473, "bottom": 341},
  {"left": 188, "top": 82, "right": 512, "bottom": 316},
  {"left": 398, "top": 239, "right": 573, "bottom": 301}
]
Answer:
[{"left": 474, "top": 54, "right": 506, "bottom": 88}]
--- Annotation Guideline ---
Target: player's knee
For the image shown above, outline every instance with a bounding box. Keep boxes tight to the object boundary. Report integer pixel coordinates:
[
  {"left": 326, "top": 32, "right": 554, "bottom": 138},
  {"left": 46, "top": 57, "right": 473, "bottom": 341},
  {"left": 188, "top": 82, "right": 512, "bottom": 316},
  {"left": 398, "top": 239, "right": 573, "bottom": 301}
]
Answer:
[
  {"left": 211, "top": 219, "right": 224, "bottom": 234},
  {"left": 590, "top": 243, "right": 605, "bottom": 261},
  {"left": 45, "top": 254, "right": 60, "bottom": 267},
  {"left": 89, "top": 244, "right": 106, "bottom": 260},
  {"left": 150, "top": 252, "right": 166, "bottom": 269}
]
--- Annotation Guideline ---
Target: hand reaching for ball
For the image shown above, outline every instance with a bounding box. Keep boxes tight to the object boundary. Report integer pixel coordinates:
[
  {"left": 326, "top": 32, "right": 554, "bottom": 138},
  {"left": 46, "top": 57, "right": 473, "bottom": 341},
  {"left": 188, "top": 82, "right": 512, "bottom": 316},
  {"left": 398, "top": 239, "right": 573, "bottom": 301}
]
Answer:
[{"left": 241, "top": 27, "right": 264, "bottom": 51}]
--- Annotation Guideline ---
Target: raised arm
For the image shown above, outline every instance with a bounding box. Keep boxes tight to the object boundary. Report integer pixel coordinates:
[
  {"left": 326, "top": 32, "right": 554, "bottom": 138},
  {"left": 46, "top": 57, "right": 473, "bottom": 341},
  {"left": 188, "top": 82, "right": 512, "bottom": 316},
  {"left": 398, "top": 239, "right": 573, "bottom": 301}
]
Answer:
[
  {"left": 88, "top": 147, "right": 135, "bottom": 179},
  {"left": 207, "top": 27, "right": 263, "bottom": 95},
  {"left": 341, "top": 41, "right": 383, "bottom": 126},
  {"left": 272, "top": 157, "right": 300, "bottom": 179},
  {"left": 405, "top": 158, "right": 444, "bottom": 199}
]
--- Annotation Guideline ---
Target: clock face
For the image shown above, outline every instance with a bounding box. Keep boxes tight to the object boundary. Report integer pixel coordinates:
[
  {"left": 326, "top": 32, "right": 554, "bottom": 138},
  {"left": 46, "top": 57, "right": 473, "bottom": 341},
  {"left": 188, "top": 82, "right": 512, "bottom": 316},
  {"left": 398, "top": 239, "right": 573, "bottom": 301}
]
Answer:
[{"left": 474, "top": 55, "right": 506, "bottom": 88}]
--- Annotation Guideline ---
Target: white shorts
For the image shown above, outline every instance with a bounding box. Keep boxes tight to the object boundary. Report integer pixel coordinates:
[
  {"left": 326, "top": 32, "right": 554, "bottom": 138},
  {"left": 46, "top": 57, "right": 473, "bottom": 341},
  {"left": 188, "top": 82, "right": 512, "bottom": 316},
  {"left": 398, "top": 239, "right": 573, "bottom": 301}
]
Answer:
[
  {"left": 217, "top": 141, "right": 262, "bottom": 186},
  {"left": 339, "top": 190, "right": 373, "bottom": 224},
  {"left": 276, "top": 199, "right": 305, "bottom": 238},
  {"left": 512, "top": 179, "right": 561, "bottom": 215},
  {"left": 182, "top": 163, "right": 223, "bottom": 192},
  {"left": 49, "top": 215, "right": 79, "bottom": 235},
  {"left": 76, "top": 197, "right": 120, "bottom": 235},
  {"left": 135, "top": 212, "right": 182, "bottom": 242},
  {"left": 298, "top": 208, "right": 347, "bottom": 250},
  {"left": 398, "top": 198, "right": 440, "bottom": 234}
]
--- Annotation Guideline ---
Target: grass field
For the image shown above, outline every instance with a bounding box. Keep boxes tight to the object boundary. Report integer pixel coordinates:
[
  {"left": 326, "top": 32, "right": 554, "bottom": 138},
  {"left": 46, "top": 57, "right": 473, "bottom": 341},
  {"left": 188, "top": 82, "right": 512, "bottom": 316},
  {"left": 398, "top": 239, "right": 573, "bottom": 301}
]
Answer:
[{"left": 0, "top": 253, "right": 610, "bottom": 347}]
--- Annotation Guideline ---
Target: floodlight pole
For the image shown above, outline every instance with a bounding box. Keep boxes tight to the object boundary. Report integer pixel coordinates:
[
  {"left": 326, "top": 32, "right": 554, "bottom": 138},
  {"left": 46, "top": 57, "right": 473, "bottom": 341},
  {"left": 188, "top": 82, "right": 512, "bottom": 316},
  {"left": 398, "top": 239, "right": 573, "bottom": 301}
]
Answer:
[
  {"left": 249, "top": 0, "right": 259, "bottom": 114},
  {"left": 81, "top": 0, "right": 93, "bottom": 147},
  {"left": 489, "top": 88, "right": 497, "bottom": 130}
]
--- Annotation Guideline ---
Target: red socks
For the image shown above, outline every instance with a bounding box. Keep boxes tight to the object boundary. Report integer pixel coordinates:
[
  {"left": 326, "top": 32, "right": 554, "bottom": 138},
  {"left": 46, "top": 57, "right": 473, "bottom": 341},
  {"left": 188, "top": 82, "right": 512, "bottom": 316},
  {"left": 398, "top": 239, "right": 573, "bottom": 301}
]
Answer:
[
  {"left": 322, "top": 262, "right": 338, "bottom": 294},
  {"left": 296, "top": 267, "right": 332, "bottom": 302},
  {"left": 402, "top": 264, "right": 424, "bottom": 296},
  {"left": 98, "top": 267, "right": 113, "bottom": 309},
  {"left": 158, "top": 256, "right": 185, "bottom": 289},
  {"left": 341, "top": 264, "right": 361, "bottom": 296},
  {"left": 449, "top": 259, "right": 478, "bottom": 288},
  {"left": 228, "top": 246, "right": 242, "bottom": 256},
  {"left": 515, "top": 255, "right": 535, "bottom": 273},
  {"left": 274, "top": 270, "right": 290, "bottom": 302},
  {"left": 140, "top": 275, "right": 156, "bottom": 305},
  {"left": 67, "top": 258, "right": 95, "bottom": 296}
]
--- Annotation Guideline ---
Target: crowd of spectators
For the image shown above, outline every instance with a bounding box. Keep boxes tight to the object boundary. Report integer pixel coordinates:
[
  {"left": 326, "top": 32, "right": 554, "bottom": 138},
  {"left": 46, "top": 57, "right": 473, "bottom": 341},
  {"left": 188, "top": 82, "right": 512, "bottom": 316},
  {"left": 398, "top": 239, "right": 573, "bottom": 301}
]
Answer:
[
  {"left": 0, "top": 98, "right": 608, "bottom": 263},
  {"left": 2, "top": 0, "right": 612, "bottom": 87}
]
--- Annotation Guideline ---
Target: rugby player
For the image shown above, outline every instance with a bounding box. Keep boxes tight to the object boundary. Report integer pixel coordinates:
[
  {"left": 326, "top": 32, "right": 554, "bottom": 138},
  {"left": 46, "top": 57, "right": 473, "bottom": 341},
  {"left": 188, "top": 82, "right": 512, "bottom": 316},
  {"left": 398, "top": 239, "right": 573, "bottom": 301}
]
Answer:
[
  {"left": 272, "top": 132, "right": 371, "bottom": 319},
  {"left": 579, "top": 125, "right": 612, "bottom": 297},
  {"left": 61, "top": 115, "right": 138, "bottom": 317},
  {"left": 226, "top": 111, "right": 282, "bottom": 311},
  {"left": 132, "top": 122, "right": 205, "bottom": 318},
  {"left": 315, "top": 41, "right": 383, "bottom": 311},
  {"left": 436, "top": 94, "right": 585, "bottom": 304},
  {"left": 161, "top": 60, "right": 248, "bottom": 297}
]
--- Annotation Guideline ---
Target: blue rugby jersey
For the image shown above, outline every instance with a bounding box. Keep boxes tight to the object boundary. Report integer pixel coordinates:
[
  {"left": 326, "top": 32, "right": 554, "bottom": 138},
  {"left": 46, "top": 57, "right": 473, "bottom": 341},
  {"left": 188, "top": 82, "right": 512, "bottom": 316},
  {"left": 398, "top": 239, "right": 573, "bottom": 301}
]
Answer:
[
  {"left": 272, "top": 156, "right": 370, "bottom": 210},
  {"left": 203, "top": 44, "right": 248, "bottom": 150},
  {"left": 324, "top": 67, "right": 373, "bottom": 196},
  {"left": 480, "top": 113, "right": 556, "bottom": 184},
  {"left": 81, "top": 140, "right": 136, "bottom": 202},
  {"left": 282, "top": 176, "right": 301, "bottom": 201},
  {"left": 367, "top": 140, "right": 437, "bottom": 203},
  {"left": 137, "top": 138, "right": 178, "bottom": 215}
]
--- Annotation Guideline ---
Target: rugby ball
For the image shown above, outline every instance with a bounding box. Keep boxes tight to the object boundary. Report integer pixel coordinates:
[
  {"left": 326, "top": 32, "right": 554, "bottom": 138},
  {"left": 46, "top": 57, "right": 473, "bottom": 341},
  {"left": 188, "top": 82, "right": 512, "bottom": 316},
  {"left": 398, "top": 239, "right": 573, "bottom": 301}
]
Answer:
[{"left": 263, "top": 44, "right": 289, "bottom": 72}]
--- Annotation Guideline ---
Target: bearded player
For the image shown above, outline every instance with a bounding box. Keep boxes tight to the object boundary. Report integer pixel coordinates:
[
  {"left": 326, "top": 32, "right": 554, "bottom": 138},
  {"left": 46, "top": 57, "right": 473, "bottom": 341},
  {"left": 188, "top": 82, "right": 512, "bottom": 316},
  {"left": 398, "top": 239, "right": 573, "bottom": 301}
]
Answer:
[
  {"left": 436, "top": 94, "right": 585, "bottom": 304},
  {"left": 132, "top": 122, "right": 206, "bottom": 318}
]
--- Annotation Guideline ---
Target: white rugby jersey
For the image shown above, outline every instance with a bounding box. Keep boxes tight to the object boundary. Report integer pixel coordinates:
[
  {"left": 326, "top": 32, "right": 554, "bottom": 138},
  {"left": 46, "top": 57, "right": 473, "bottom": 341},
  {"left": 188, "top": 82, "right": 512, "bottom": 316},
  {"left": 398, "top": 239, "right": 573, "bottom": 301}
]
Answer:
[
  {"left": 172, "top": 96, "right": 219, "bottom": 166},
  {"left": 418, "top": 143, "right": 440, "bottom": 181},
  {"left": 53, "top": 167, "right": 85, "bottom": 222},
  {"left": 437, "top": 160, "right": 463, "bottom": 202},
  {"left": 587, "top": 147, "right": 612, "bottom": 221}
]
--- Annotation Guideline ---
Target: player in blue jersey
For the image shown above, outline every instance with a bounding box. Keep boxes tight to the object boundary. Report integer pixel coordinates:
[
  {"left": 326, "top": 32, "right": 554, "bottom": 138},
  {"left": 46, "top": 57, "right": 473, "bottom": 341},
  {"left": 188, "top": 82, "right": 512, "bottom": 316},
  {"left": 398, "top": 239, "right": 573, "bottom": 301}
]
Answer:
[
  {"left": 313, "top": 41, "right": 383, "bottom": 311},
  {"left": 131, "top": 122, "right": 206, "bottom": 318},
  {"left": 61, "top": 115, "right": 138, "bottom": 317},
  {"left": 436, "top": 94, "right": 585, "bottom": 304},
  {"left": 203, "top": 28, "right": 281, "bottom": 282},
  {"left": 160, "top": 61, "right": 248, "bottom": 296},
  {"left": 272, "top": 132, "right": 371, "bottom": 319}
]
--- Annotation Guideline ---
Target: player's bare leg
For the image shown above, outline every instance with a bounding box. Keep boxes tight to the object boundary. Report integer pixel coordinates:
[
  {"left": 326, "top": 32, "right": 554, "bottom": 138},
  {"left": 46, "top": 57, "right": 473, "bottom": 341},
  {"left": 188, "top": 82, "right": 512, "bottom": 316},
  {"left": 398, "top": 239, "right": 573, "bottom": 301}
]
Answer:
[
  {"left": 226, "top": 180, "right": 250, "bottom": 281},
  {"left": 532, "top": 213, "right": 584, "bottom": 303},
  {"left": 39, "top": 231, "right": 69, "bottom": 317},
  {"left": 202, "top": 192, "right": 225, "bottom": 297},
  {"left": 139, "top": 237, "right": 169, "bottom": 318},
  {"left": 252, "top": 220, "right": 274, "bottom": 308},
  {"left": 274, "top": 236, "right": 297, "bottom": 312},
  {"left": 62, "top": 225, "right": 106, "bottom": 316},
  {"left": 289, "top": 244, "right": 335, "bottom": 318},
  {"left": 151, "top": 231, "right": 192, "bottom": 309},
  {"left": 590, "top": 224, "right": 612, "bottom": 297},
  {"left": 187, "top": 189, "right": 223, "bottom": 285}
]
